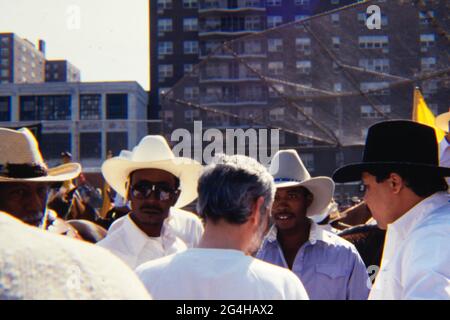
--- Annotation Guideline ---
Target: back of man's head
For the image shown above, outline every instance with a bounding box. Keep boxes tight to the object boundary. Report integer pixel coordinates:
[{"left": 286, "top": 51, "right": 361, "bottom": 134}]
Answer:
[{"left": 197, "top": 154, "right": 275, "bottom": 224}]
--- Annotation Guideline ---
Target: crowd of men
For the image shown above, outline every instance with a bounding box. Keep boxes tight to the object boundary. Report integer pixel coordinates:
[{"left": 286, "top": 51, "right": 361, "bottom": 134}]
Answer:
[{"left": 0, "top": 111, "right": 449, "bottom": 300}]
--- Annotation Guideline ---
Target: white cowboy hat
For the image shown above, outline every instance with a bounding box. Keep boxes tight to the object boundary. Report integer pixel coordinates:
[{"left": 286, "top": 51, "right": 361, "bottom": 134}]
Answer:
[
  {"left": 436, "top": 111, "right": 450, "bottom": 132},
  {"left": 101, "top": 135, "right": 202, "bottom": 208},
  {"left": 269, "top": 149, "right": 335, "bottom": 217},
  {"left": 0, "top": 127, "right": 81, "bottom": 182}
]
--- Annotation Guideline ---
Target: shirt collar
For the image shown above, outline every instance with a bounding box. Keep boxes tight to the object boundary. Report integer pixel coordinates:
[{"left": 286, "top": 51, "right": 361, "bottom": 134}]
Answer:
[
  {"left": 122, "top": 211, "right": 178, "bottom": 254},
  {"left": 439, "top": 137, "right": 450, "bottom": 158},
  {"left": 388, "top": 192, "right": 450, "bottom": 242},
  {"left": 265, "top": 219, "right": 330, "bottom": 246}
]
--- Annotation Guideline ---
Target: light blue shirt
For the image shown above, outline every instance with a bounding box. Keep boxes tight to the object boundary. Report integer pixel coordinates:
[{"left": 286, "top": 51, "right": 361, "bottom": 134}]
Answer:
[{"left": 256, "top": 221, "right": 370, "bottom": 300}]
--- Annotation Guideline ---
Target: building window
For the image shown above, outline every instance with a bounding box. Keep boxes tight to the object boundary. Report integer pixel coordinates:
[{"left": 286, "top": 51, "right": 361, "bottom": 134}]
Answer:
[
  {"left": 331, "top": 13, "right": 340, "bottom": 25},
  {"left": 0, "top": 96, "right": 11, "bottom": 121},
  {"left": 295, "top": 0, "right": 310, "bottom": 5},
  {"left": 295, "top": 37, "right": 311, "bottom": 54},
  {"left": 158, "top": 18, "right": 173, "bottom": 33},
  {"left": 184, "top": 87, "right": 199, "bottom": 100},
  {"left": 19, "top": 95, "right": 71, "bottom": 121},
  {"left": 203, "top": 17, "right": 221, "bottom": 32},
  {"left": 80, "top": 94, "right": 101, "bottom": 120},
  {"left": 240, "top": 62, "right": 261, "bottom": 78},
  {"left": 0, "top": 37, "right": 9, "bottom": 45},
  {"left": 421, "top": 57, "right": 436, "bottom": 72},
  {"left": 298, "top": 130, "right": 313, "bottom": 146},
  {"left": 360, "top": 82, "right": 390, "bottom": 95},
  {"left": 420, "top": 34, "right": 435, "bottom": 52},
  {"left": 295, "top": 14, "right": 310, "bottom": 22},
  {"left": 302, "top": 153, "right": 314, "bottom": 171},
  {"left": 332, "top": 37, "right": 340, "bottom": 50},
  {"left": 157, "top": 0, "right": 172, "bottom": 10},
  {"left": 159, "top": 64, "right": 174, "bottom": 79},
  {"left": 183, "top": 18, "right": 198, "bottom": 32},
  {"left": 0, "top": 48, "right": 9, "bottom": 58},
  {"left": 360, "top": 105, "right": 391, "bottom": 118},
  {"left": 269, "top": 107, "right": 285, "bottom": 121},
  {"left": 331, "top": 0, "right": 340, "bottom": 4},
  {"left": 184, "top": 109, "right": 200, "bottom": 122},
  {"left": 268, "top": 61, "right": 284, "bottom": 75},
  {"left": 268, "top": 38, "right": 283, "bottom": 53},
  {"left": 422, "top": 80, "right": 438, "bottom": 95},
  {"left": 359, "top": 36, "right": 389, "bottom": 52},
  {"left": 106, "top": 94, "right": 128, "bottom": 119},
  {"left": 0, "top": 69, "right": 8, "bottom": 77},
  {"left": 245, "top": 16, "right": 262, "bottom": 31},
  {"left": 184, "top": 64, "right": 195, "bottom": 76},
  {"left": 184, "top": 41, "right": 199, "bottom": 54},
  {"left": 419, "top": 11, "right": 434, "bottom": 25},
  {"left": 80, "top": 132, "right": 101, "bottom": 159},
  {"left": 267, "top": 16, "right": 283, "bottom": 29},
  {"left": 269, "top": 84, "right": 285, "bottom": 97},
  {"left": 359, "top": 58, "right": 390, "bottom": 73},
  {"left": 41, "top": 133, "right": 71, "bottom": 160},
  {"left": 244, "top": 40, "right": 262, "bottom": 54},
  {"left": 267, "top": 0, "right": 282, "bottom": 6},
  {"left": 296, "top": 60, "right": 311, "bottom": 74},
  {"left": 106, "top": 132, "right": 128, "bottom": 157},
  {"left": 334, "top": 83, "right": 342, "bottom": 92},
  {"left": 160, "top": 110, "right": 174, "bottom": 127},
  {"left": 244, "top": 85, "right": 264, "bottom": 101},
  {"left": 158, "top": 41, "right": 173, "bottom": 55},
  {"left": 183, "top": 0, "right": 198, "bottom": 8}
]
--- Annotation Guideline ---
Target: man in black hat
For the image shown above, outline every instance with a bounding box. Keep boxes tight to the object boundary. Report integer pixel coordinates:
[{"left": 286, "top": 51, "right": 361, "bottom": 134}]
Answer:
[{"left": 333, "top": 120, "right": 450, "bottom": 299}]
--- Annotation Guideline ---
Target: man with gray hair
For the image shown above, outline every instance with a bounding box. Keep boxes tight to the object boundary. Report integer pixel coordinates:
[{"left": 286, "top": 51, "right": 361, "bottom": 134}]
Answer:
[{"left": 136, "top": 154, "right": 309, "bottom": 300}]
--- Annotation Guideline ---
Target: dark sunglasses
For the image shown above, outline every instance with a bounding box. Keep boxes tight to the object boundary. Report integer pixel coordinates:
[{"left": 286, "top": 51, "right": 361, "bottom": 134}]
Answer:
[{"left": 130, "top": 181, "right": 179, "bottom": 201}]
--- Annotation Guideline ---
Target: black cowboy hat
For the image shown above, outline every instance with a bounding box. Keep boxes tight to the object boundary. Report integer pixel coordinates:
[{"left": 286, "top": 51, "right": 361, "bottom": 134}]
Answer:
[{"left": 333, "top": 120, "right": 450, "bottom": 183}]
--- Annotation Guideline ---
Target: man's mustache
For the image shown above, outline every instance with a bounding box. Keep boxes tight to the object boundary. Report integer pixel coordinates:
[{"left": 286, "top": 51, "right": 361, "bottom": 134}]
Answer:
[{"left": 140, "top": 205, "right": 163, "bottom": 213}]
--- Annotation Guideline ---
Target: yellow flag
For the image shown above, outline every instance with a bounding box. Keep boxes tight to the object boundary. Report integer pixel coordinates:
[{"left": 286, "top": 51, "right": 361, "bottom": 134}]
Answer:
[{"left": 412, "top": 88, "right": 445, "bottom": 142}]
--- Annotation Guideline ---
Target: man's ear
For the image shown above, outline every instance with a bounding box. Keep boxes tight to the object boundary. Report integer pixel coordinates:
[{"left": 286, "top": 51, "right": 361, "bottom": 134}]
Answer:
[
  {"left": 389, "top": 173, "right": 404, "bottom": 194},
  {"left": 249, "top": 196, "right": 265, "bottom": 226},
  {"left": 125, "top": 179, "right": 130, "bottom": 201}
]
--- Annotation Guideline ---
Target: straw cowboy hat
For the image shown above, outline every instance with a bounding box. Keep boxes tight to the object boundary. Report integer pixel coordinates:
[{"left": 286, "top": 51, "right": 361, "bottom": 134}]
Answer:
[
  {"left": 436, "top": 111, "right": 450, "bottom": 132},
  {"left": 333, "top": 120, "right": 450, "bottom": 183},
  {"left": 269, "top": 149, "right": 335, "bottom": 217},
  {"left": 0, "top": 127, "right": 81, "bottom": 182},
  {"left": 102, "top": 135, "right": 202, "bottom": 208}
]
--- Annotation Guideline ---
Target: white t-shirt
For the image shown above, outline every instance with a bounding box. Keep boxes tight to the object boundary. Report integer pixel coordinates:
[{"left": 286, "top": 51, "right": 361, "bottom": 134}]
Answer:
[
  {"left": 0, "top": 212, "right": 151, "bottom": 300},
  {"left": 136, "top": 248, "right": 309, "bottom": 300}
]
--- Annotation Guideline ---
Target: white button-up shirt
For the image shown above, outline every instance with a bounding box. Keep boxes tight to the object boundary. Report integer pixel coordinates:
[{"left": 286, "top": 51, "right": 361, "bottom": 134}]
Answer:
[
  {"left": 97, "top": 213, "right": 189, "bottom": 269},
  {"left": 107, "top": 208, "right": 204, "bottom": 248},
  {"left": 369, "top": 192, "right": 450, "bottom": 299},
  {"left": 439, "top": 137, "right": 450, "bottom": 186}
]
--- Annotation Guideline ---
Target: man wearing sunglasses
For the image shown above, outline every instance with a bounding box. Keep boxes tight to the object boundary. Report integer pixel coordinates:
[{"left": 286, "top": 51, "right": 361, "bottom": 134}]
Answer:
[{"left": 97, "top": 135, "right": 204, "bottom": 269}]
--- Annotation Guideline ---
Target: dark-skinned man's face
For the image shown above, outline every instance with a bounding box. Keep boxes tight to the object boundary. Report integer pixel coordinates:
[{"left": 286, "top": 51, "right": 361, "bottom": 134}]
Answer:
[
  {"left": 0, "top": 182, "right": 50, "bottom": 227},
  {"left": 128, "top": 168, "right": 180, "bottom": 231},
  {"left": 271, "top": 186, "right": 312, "bottom": 232}
]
